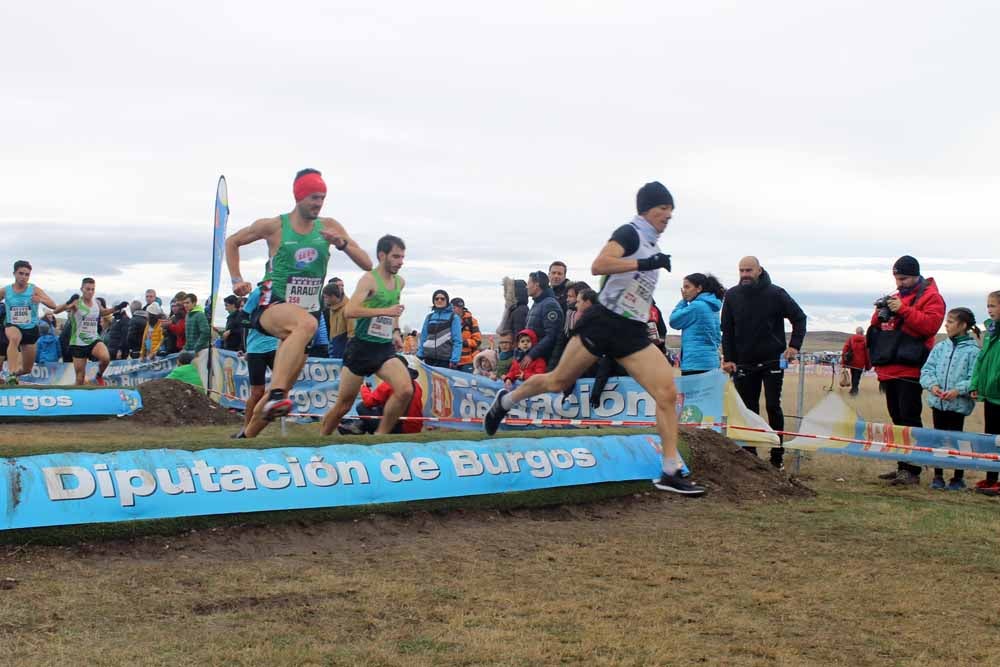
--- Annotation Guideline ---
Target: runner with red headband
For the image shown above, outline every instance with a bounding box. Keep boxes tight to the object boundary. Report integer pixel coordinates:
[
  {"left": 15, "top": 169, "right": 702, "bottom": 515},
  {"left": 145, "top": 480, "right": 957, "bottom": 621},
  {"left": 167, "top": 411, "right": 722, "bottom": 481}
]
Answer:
[{"left": 226, "top": 168, "right": 373, "bottom": 437}]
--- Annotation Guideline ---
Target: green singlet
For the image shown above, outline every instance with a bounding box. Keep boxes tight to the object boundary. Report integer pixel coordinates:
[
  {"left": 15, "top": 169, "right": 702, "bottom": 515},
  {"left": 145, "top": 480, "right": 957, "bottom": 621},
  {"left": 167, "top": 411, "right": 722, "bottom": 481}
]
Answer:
[
  {"left": 69, "top": 299, "right": 102, "bottom": 346},
  {"left": 354, "top": 270, "right": 402, "bottom": 343},
  {"left": 261, "top": 214, "right": 330, "bottom": 312}
]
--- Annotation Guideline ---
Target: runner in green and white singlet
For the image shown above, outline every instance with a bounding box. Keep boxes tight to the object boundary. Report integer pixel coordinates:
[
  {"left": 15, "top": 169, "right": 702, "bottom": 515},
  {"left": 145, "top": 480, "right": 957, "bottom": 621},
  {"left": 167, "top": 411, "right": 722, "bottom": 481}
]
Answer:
[
  {"left": 321, "top": 235, "right": 411, "bottom": 437},
  {"left": 225, "top": 168, "right": 373, "bottom": 437},
  {"left": 55, "top": 277, "right": 123, "bottom": 385}
]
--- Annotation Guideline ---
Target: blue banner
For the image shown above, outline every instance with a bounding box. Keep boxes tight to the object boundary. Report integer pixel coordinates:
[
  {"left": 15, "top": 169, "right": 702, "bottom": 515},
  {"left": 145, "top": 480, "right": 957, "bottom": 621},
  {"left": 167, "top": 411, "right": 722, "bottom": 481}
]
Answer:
[
  {"left": 206, "top": 175, "right": 229, "bottom": 326},
  {"left": 0, "top": 434, "right": 662, "bottom": 530},
  {"left": 9, "top": 355, "right": 180, "bottom": 388},
  {"left": 0, "top": 387, "right": 142, "bottom": 419},
  {"left": 208, "top": 349, "right": 727, "bottom": 430}
]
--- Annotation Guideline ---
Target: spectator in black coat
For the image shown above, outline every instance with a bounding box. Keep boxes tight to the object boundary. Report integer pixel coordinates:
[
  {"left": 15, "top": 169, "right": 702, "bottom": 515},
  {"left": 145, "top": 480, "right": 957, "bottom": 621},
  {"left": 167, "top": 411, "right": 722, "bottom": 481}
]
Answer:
[
  {"left": 221, "top": 295, "right": 245, "bottom": 352},
  {"left": 498, "top": 278, "right": 529, "bottom": 339},
  {"left": 721, "top": 257, "right": 807, "bottom": 469},
  {"left": 127, "top": 300, "right": 149, "bottom": 359},
  {"left": 107, "top": 309, "right": 132, "bottom": 360}
]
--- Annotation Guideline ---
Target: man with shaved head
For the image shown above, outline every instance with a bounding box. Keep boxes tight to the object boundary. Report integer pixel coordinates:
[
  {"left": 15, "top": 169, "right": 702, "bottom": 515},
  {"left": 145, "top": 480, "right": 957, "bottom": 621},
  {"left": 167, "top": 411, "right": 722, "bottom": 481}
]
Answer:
[{"left": 721, "top": 256, "right": 807, "bottom": 469}]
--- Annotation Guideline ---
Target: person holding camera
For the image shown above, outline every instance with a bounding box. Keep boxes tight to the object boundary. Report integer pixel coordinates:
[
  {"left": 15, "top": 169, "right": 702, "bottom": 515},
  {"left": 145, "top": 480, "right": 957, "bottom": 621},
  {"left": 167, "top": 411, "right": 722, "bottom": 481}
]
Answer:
[
  {"left": 721, "top": 257, "right": 807, "bottom": 470},
  {"left": 867, "top": 255, "right": 945, "bottom": 485}
]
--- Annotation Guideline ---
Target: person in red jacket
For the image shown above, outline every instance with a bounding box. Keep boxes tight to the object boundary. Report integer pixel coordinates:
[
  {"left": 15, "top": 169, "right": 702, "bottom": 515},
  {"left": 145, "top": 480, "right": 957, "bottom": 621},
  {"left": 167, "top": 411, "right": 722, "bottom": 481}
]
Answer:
[
  {"left": 867, "top": 255, "right": 945, "bottom": 485},
  {"left": 841, "top": 326, "right": 871, "bottom": 396},
  {"left": 339, "top": 356, "right": 424, "bottom": 435},
  {"left": 504, "top": 328, "right": 547, "bottom": 388}
]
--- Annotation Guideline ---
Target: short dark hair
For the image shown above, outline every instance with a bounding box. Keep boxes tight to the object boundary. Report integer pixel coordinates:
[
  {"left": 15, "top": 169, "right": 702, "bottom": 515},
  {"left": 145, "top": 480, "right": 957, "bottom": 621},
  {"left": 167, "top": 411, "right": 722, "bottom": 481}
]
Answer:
[
  {"left": 177, "top": 351, "right": 196, "bottom": 365},
  {"left": 184, "top": 293, "right": 197, "bottom": 304},
  {"left": 529, "top": 271, "right": 550, "bottom": 289},
  {"left": 295, "top": 168, "right": 322, "bottom": 181},
  {"left": 578, "top": 289, "right": 598, "bottom": 304},
  {"left": 81, "top": 277, "right": 95, "bottom": 287},
  {"left": 376, "top": 234, "right": 405, "bottom": 257},
  {"left": 224, "top": 295, "right": 239, "bottom": 306},
  {"left": 13, "top": 260, "right": 31, "bottom": 273},
  {"left": 323, "top": 282, "right": 343, "bottom": 299},
  {"left": 549, "top": 261, "right": 567, "bottom": 272},
  {"left": 566, "top": 281, "right": 591, "bottom": 296}
]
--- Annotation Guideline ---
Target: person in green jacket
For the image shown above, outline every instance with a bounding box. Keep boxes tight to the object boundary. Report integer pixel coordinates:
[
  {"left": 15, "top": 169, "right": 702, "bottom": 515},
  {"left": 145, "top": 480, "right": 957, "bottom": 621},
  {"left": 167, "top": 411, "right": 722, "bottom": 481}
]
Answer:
[
  {"left": 970, "top": 290, "right": 1000, "bottom": 494},
  {"left": 182, "top": 293, "right": 210, "bottom": 352},
  {"left": 165, "top": 351, "right": 205, "bottom": 393}
]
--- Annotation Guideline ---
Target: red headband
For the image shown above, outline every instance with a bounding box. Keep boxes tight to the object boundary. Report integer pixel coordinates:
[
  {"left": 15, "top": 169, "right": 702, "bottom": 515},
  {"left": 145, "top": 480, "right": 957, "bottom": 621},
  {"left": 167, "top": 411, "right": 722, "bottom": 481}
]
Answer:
[{"left": 293, "top": 173, "right": 327, "bottom": 202}]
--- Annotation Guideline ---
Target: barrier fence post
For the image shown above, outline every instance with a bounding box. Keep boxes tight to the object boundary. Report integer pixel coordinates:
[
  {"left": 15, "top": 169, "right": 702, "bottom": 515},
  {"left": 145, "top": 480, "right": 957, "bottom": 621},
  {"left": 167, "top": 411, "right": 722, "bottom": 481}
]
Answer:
[{"left": 794, "top": 356, "right": 806, "bottom": 475}]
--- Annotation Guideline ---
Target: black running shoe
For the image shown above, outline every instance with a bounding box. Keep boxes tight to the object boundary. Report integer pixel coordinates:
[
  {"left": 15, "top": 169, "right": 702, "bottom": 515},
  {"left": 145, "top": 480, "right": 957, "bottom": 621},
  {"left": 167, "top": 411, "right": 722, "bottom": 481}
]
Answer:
[
  {"left": 484, "top": 389, "right": 510, "bottom": 436},
  {"left": 230, "top": 429, "right": 246, "bottom": 439},
  {"left": 653, "top": 472, "right": 706, "bottom": 496}
]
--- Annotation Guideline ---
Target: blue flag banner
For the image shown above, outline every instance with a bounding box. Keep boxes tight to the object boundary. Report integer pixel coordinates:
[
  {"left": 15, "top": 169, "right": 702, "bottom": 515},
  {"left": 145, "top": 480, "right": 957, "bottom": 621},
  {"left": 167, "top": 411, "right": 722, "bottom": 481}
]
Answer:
[
  {"left": 0, "top": 434, "right": 662, "bottom": 530},
  {"left": 0, "top": 387, "right": 142, "bottom": 419},
  {"left": 206, "top": 175, "right": 229, "bottom": 325}
]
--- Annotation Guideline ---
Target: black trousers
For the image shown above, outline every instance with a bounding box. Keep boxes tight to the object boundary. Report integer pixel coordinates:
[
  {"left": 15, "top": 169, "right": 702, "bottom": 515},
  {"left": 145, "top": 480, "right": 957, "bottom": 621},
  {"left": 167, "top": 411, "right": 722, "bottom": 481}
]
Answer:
[
  {"left": 849, "top": 368, "right": 863, "bottom": 394},
  {"left": 355, "top": 403, "right": 403, "bottom": 435},
  {"left": 734, "top": 366, "right": 785, "bottom": 465},
  {"left": 881, "top": 378, "right": 924, "bottom": 475},
  {"left": 931, "top": 408, "right": 966, "bottom": 479}
]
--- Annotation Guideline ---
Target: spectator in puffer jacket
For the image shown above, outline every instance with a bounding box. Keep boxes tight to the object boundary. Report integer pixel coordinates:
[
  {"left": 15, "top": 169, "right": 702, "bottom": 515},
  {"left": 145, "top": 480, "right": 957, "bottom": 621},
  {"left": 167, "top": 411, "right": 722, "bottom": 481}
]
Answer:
[
  {"left": 451, "top": 297, "right": 482, "bottom": 372},
  {"left": 503, "top": 328, "right": 547, "bottom": 387},
  {"left": 127, "top": 300, "right": 149, "bottom": 359},
  {"left": 160, "top": 299, "right": 186, "bottom": 355},
  {"left": 141, "top": 304, "right": 165, "bottom": 361},
  {"left": 107, "top": 308, "right": 131, "bottom": 360},
  {"left": 497, "top": 278, "right": 529, "bottom": 338},
  {"left": 182, "top": 293, "right": 210, "bottom": 352},
  {"left": 418, "top": 289, "right": 461, "bottom": 369},
  {"left": 35, "top": 321, "right": 61, "bottom": 363},
  {"left": 970, "top": 290, "right": 1000, "bottom": 494},
  {"left": 920, "top": 307, "right": 981, "bottom": 490},
  {"left": 669, "top": 273, "right": 724, "bottom": 375},
  {"left": 524, "top": 271, "right": 564, "bottom": 370}
]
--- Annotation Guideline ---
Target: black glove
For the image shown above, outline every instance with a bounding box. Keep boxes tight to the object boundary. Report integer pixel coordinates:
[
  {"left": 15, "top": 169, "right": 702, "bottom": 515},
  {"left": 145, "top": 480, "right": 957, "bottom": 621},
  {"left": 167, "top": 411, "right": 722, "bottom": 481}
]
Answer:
[
  {"left": 66, "top": 294, "right": 80, "bottom": 305},
  {"left": 636, "top": 253, "right": 671, "bottom": 272},
  {"left": 114, "top": 301, "right": 129, "bottom": 312}
]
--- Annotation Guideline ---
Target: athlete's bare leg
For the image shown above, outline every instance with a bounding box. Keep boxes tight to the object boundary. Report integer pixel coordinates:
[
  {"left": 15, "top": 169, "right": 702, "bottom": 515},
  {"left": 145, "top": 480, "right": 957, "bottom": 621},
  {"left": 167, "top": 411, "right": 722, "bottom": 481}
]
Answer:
[
  {"left": 18, "top": 344, "right": 37, "bottom": 379},
  {"left": 5, "top": 326, "right": 23, "bottom": 375},
  {"left": 93, "top": 342, "right": 110, "bottom": 381},
  {"left": 72, "top": 357, "right": 87, "bottom": 385},
  {"left": 616, "top": 345, "right": 681, "bottom": 469},
  {"left": 245, "top": 385, "right": 266, "bottom": 429},
  {"left": 320, "top": 369, "right": 366, "bottom": 436},
  {"left": 370, "top": 357, "right": 414, "bottom": 435},
  {"left": 244, "top": 303, "right": 317, "bottom": 437},
  {"left": 502, "top": 337, "right": 599, "bottom": 404}
]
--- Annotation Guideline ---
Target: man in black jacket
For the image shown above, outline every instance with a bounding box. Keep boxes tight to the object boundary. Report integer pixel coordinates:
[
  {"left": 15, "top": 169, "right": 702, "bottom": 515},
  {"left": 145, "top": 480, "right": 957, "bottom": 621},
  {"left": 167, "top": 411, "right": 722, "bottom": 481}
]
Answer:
[
  {"left": 221, "top": 295, "right": 246, "bottom": 352},
  {"left": 523, "top": 271, "right": 565, "bottom": 371},
  {"left": 107, "top": 309, "right": 131, "bottom": 359},
  {"left": 721, "top": 256, "right": 807, "bottom": 469}
]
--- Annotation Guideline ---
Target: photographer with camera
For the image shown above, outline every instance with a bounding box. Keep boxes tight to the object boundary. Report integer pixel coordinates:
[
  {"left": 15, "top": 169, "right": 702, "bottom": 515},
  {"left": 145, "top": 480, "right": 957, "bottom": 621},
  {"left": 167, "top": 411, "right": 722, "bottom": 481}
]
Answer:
[{"left": 867, "top": 255, "right": 945, "bottom": 486}]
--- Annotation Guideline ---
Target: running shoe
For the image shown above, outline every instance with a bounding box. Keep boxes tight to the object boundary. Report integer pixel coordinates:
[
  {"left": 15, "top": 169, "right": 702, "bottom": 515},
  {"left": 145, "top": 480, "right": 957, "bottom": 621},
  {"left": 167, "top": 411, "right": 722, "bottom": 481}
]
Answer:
[
  {"left": 230, "top": 429, "right": 246, "bottom": 439},
  {"left": 483, "top": 388, "right": 510, "bottom": 436},
  {"left": 94, "top": 376, "right": 107, "bottom": 387},
  {"left": 930, "top": 476, "right": 946, "bottom": 490},
  {"left": 5, "top": 375, "right": 19, "bottom": 386},
  {"left": 889, "top": 471, "right": 920, "bottom": 486},
  {"left": 261, "top": 394, "right": 293, "bottom": 422},
  {"left": 975, "top": 482, "right": 1000, "bottom": 496},
  {"left": 337, "top": 421, "right": 365, "bottom": 436},
  {"left": 878, "top": 470, "right": 900, "bottom": 480},
  {"left": 653, "top": 472, "right": 706, "bottom": 496}
]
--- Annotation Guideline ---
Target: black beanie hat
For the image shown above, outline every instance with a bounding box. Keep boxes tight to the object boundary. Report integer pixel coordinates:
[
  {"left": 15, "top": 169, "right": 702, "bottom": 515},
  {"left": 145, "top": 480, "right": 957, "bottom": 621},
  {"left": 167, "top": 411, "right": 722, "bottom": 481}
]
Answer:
[
  {"left": 636, "top": 181, "right": 674, "bottom": 214},
  {"left": 892, "top": 255, "right": 920, "bottom": 277}
]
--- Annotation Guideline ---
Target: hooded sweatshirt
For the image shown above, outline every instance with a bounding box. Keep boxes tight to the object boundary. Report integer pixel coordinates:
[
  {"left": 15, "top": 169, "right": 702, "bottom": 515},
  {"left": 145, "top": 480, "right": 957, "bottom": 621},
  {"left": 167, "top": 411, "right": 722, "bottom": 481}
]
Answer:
[
  {"left": 669, "top": 292, "right": 723, "bottom": 371},
  {"left": 970, "top": 319, "right": 1000, "bottom": 405},
  {"left": 498, "top": 279, "right": 529, "bottom": 337}
]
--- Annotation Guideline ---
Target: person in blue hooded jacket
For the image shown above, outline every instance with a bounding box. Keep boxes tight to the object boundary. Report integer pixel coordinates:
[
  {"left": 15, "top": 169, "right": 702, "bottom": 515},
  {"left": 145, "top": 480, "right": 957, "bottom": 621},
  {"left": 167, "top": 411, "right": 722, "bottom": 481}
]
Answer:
[
  {"left": 669, "top": 273, "right": 725, "bottom": 375},
  {"left": 418, "top": 289, "right": 462, "bottom": 369},
  {"left": 920, "top": 307, "right": 981, "bottom": 490}
]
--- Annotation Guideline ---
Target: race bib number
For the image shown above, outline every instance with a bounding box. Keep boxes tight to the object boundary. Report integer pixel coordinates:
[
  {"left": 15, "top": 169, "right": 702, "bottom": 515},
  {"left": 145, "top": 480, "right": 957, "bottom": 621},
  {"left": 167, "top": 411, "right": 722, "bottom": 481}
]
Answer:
[
  {"left": 285, "top": 277, "right": 322, "bottom": 312},
  {"left": 368, "top": 315, "right": 395, "bottom": 340},
  {"left": 80, "top": 316, "right": 99, "bottom": 340},
  {"left": 614, "top": 273, "right": 656, "bottom": 321},
  {"left": 9, "top": 305, "right": 31, "bottom": 325}
]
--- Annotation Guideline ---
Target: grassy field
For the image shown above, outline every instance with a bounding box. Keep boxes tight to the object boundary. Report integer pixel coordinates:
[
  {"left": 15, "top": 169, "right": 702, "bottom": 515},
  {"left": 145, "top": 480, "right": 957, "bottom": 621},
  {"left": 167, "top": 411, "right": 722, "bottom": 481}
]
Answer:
[{"left": 2, "top": 374, "right": 999, "bottom": 665}]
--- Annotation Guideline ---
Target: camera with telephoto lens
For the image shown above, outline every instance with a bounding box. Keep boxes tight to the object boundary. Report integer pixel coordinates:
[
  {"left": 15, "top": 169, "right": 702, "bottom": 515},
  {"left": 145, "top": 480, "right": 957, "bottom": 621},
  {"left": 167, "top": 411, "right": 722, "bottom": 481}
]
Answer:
[{"left": 874, "top": 294, "right": 896, "bottom": 322}]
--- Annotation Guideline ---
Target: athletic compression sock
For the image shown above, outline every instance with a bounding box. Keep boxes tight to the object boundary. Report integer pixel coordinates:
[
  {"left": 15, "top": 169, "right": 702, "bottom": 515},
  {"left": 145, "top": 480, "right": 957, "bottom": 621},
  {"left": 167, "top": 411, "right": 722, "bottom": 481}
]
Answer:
[{"left": 268, "top": 388, "right": 286, "bottom": 401}]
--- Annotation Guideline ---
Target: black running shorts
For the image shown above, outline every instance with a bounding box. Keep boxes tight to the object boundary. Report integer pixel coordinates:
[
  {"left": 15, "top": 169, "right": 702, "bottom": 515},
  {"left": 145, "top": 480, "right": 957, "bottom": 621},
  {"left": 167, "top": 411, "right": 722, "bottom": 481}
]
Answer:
[
  {"left": 10, "top": 325, "right": 40, "bottom": 346},
  {"left": 246, "top": 350, "right": 276, "bottom": 386},
  {"left": 342, "top": 338, "right": 397, "bottom": 377},
  {"left": 572, "top": 304, "right": 651, "bottom": 361},
  {"left": 69, "top": 342, "right": 100, "bottom": 359}
]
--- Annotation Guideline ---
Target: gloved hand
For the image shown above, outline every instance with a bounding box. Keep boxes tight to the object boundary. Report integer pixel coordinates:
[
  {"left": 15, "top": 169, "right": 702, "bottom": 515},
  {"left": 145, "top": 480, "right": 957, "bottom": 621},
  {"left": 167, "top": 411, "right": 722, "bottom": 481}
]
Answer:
[
  {"left": 636, "top": 253, "right": 671, "bottom": 272},
  {"left": 114, "top": 301, "right": 129, "bottom": 312},
  {"left": 66, "top": 294, "right": 80, "bottom": 305}
]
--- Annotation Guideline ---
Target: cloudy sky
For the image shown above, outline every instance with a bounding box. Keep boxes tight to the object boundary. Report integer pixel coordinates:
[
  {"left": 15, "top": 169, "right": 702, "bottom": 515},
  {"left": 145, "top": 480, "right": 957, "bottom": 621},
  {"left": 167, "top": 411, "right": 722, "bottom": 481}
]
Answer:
[{"left": 2, "top": 1, "right": 996, "bottom": 332}]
